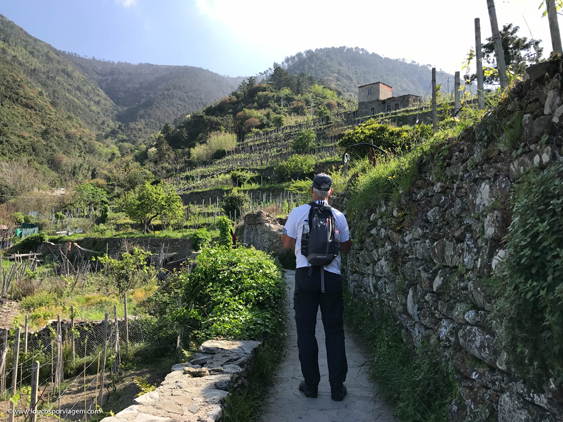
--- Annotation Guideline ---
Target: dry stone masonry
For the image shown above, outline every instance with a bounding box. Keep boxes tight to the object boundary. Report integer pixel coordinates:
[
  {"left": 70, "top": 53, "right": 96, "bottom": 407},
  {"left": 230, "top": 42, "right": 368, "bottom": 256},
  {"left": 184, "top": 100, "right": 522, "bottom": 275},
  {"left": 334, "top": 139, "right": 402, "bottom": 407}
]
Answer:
[
  {"left": 101, "top": 340, "right": 260, "bottom": 422},
  {"left": 345, "top": 63, "right": 563, "bottom": 421}
]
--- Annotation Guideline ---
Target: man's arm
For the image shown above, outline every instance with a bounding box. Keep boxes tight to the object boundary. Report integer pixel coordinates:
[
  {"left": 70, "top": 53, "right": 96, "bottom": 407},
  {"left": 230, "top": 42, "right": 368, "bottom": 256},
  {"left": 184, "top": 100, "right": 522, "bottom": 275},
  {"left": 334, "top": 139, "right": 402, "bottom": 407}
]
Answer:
[
  {"left": 282, "top": 233, "right": 296, "bottom": 250},
  {"left": 339, "top": 239, "right": 352, "bottom": 255}
]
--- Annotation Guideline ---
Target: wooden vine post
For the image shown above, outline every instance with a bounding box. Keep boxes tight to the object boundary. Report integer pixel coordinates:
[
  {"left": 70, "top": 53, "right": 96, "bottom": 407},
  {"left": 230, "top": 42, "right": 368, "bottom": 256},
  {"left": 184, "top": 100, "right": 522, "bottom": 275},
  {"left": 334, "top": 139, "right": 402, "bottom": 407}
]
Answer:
[
  {"left": 486, "top": 0, "right": 509, "bottom": 90},
  {"left": 29, "top": 361, "right": 40, "bottom": 422},
  {"left": 432, "top": 68, "right": 438, "bottom": 133},
  {"left": 475, "top": 18, "right": 485, "bottom": 110},
  {"left": 71, "top": 305, "right": 75, "bottom": 363},
  {"left": 124, "top": 293, "right": 129, "bottom": 358},
  {"left": 454, "top": 72, "right": 461, "bottom": 114},
  {"left": 0, "top": 330, "right": 8, "bottom": 394},
  {"left": 546, "top": 0, "right": 563, "bottom": 54},
  {"left": 112, "top": 305, "right": 120, "bottom": 375},
  {"left": 99, "top": 313, "right": 108, "bottom": 406},
  {"left": 8, "top": 328, "right": 20, "bottom": 422}
]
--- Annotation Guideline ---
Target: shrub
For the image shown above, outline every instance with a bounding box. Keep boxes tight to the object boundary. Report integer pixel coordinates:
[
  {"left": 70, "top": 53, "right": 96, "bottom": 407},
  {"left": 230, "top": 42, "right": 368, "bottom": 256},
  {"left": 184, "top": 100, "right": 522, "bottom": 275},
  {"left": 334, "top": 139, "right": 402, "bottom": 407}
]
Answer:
[
  {"left": 339, "top": 121, "right": 433, "bottom": 158},
  {"left": 221, "top": 191, "right": 249, "bottom": 220},
  {"left": 20, "top": 291, "right": 57, "bottom": 311},
  {"left": 17, "top": 232, "right": 47, "bottom": 252},
  {"left": 190, "top": 132, "right": 236, "bottom": 163},
  {"left": 171, "top": 246, "right": 285, "bottom": 342},
  {"left": 217, "top": 216, "right": 232, "bottom": 248},
  {"left": 230, "top": 169, "right": 257, "bottom": 187},
  {"left": 213, "top": 148, "right": 227, "bottom": 160},
  {"left": 97, "top": 247, "right": 156, "bottom": 294},
  {"left": 13, "top": 212, "right": 25, "bottom": 224},
  {"left": 492, "top": 164, "right": 563, "bottom": 386},
  {"left": 275, "top": 155, "right": 315, "bottom": 182},
  {"left": 291, "top": 129, "right": 316, "bottom": 153},
  {"left": 189, "top": 228, "right": 212, "bottom": 251}
]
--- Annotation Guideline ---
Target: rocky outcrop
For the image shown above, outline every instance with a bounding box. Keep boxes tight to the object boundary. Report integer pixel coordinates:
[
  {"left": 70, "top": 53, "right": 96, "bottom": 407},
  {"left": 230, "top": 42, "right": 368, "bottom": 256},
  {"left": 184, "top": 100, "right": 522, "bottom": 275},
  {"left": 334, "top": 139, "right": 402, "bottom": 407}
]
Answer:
[
  {"left": 101, "top": 340, "right": 260, "bottom": 422},
  {"left": 345, "top": 63, "right": 563, "bottom": 421},
  {"left": 235, "top": 211, "right": 285, "bottom": 255}
]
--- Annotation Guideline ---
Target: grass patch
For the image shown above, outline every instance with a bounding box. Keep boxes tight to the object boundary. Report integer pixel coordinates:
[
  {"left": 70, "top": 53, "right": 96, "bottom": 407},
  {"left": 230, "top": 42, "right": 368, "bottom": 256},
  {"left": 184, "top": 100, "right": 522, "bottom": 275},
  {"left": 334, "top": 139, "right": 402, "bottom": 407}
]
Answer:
[{"left": 343, "top": 288, "right": 459, "bottom": 422}]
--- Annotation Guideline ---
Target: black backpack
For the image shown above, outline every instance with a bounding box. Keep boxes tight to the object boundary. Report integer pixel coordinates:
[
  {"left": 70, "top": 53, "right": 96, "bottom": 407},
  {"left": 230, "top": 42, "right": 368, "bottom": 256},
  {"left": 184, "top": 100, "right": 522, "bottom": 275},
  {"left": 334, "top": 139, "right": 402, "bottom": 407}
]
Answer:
[{"left": 300, "top": 202, "right": 340, "bottom": 267}]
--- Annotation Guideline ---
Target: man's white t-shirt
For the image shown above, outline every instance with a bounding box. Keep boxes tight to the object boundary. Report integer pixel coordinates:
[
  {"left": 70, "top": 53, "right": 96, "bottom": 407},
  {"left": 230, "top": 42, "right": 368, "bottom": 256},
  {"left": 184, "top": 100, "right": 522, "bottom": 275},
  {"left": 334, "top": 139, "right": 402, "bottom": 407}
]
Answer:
[{"left": 283, "top": 200, "right": 350, "bottom": 275}]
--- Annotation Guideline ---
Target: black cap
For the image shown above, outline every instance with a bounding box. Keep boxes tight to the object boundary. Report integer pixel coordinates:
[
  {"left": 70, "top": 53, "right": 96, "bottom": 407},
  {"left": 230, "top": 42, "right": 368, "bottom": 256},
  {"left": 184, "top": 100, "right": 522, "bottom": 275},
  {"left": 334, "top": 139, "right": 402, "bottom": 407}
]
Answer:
[{"left": 312, "top": 174, "right": 332, "bottom": 191}]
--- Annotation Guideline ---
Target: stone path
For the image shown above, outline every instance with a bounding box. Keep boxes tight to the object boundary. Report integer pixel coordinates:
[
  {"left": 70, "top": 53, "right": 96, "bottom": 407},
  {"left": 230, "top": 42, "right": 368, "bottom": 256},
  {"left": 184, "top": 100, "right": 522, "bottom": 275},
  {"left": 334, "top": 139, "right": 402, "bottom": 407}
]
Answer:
[{"left": 260, "top": 270, "right": 396, "bottom": 422}]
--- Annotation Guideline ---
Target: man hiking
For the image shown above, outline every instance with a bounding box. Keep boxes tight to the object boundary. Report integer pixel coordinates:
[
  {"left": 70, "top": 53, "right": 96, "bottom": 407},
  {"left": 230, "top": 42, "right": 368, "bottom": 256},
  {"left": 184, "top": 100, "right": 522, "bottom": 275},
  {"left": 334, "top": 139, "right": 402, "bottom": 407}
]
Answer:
[{"left": 281, "top": 173, "right": 353, "bottom": 401}]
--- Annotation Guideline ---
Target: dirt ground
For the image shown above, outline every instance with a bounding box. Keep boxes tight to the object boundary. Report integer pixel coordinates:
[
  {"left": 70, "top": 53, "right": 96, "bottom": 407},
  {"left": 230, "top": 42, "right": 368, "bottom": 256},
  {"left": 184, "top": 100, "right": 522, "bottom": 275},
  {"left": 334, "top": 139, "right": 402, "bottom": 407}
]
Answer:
[
  {"left": 0, "top": 362, "right": 171, "bottom": 421},
  {"left": 0, "top": 298, "right": 21, "bottom": 329}
]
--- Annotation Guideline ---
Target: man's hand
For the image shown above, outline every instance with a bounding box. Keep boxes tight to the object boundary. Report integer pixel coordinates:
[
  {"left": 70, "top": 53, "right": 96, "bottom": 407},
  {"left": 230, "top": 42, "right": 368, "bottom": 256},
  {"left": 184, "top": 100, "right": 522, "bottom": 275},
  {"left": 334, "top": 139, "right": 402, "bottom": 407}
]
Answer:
[
  {"left": 282, "top": 233, "right": 296, "bottom": 249},
  {"left": 339, "top": 239, "right": 352, "bottom": 255}
]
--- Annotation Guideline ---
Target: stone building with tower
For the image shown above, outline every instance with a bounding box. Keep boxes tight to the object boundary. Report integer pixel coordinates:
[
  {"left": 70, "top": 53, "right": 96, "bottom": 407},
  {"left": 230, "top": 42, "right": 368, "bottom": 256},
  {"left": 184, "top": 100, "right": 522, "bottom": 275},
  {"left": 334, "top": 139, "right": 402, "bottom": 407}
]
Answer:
[{"left": 358, "top": 82, "right": 422, "bottom": 117}]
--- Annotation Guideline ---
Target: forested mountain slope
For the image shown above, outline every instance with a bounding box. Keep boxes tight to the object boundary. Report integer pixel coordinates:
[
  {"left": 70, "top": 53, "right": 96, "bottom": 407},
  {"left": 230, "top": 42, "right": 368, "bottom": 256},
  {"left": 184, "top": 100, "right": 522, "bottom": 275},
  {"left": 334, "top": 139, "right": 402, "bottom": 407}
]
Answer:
[
  {"left": 0, "top": 14, "right": 116, "bottom": 130},
  {"left": 280, "top": 47, "right": 453, "bottom": 98},
  {"left": 65, "top": 55, "right": 244, "bottom": 142}
]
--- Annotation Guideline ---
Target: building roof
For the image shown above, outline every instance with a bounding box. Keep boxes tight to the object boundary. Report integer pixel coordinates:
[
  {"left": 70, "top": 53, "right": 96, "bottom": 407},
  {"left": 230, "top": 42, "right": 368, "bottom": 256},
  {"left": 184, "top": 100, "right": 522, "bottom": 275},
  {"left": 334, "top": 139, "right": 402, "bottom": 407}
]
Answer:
[{"left": 358, "top": 81, "right": 393, "bottom": 89}]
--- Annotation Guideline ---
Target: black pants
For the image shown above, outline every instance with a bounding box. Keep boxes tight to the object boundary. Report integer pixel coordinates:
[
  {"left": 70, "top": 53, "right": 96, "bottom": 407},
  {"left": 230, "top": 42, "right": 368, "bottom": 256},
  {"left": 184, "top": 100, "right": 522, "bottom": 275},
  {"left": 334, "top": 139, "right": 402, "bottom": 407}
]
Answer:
[{"left": 294, "top": 267, "right": 347, "bottom": 387}]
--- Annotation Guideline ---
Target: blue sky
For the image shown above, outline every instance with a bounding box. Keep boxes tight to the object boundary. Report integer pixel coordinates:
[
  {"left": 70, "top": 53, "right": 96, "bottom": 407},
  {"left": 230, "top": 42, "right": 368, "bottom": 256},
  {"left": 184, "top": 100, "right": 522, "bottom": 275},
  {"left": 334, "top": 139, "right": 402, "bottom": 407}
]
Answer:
[{"left": 0, "top": 0, "right": 559, "bottom": 78}]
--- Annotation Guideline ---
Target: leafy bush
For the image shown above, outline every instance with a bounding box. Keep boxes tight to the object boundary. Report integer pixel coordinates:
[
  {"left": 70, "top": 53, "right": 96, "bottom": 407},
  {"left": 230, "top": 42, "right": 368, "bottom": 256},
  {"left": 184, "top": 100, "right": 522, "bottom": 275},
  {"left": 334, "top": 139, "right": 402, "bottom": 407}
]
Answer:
[
  {"left": 291, "top": 129, "right": 316, "bottom": 152},
  {"left": 339, "top": 120, "right": 433, "bottom": 158},
  {"left": 230, "top": 169, "right": 257, "bottom": 187},
  {"left": 221, "top": 190, "right": 249, "bottom": 220},
  {"left": 189, "top": 228, "right": 212, "bottom": 251},
  {"left": 213, "top": 148, "right": 227, "bottom": 160},
  {"left": 168, "top": 246, "right": 286, "bottom": 342},
  {"left": 17, "top": 232, "right": 47, "bottom": 252},
  {"left": 13, "top": 212, "right": 25, "bottom": 224},
  {"left": 217, "top": 216, "right": 232, "bottom": 248},
  {"left": 97, "top": 247, "right": 156, "bottom": 294},
  {"left": 20, "top": 291, "right": 57, "bottom": 311},
  {"left": 190, "top": 132, "right": 237, "bottom": 163},
  {"left": 492, "top": 164, "right": 563, "bottom": 386},
  {"left": 275, "top": 155, "right": 315, "bottom": 182}
]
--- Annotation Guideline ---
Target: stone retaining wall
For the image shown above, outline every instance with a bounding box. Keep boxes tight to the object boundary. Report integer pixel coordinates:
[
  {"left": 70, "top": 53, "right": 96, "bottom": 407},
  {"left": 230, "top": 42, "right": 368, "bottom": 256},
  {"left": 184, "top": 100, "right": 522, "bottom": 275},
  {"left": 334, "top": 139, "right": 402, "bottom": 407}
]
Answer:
[
  {"left": 344, "top": 66, "right": 563, "bottom": 421},
  {"left": 101, "top": 340, "right": 260, "bottom": 422}
]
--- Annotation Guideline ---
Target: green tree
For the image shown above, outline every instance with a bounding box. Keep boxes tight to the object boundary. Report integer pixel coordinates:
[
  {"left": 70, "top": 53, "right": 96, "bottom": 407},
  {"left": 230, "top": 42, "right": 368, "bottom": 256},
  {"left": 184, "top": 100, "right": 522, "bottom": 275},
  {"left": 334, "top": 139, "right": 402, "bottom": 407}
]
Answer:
[
  {"left": 221, "top": 190, "right": 249, "bottom": 220},
  {"left": 119, "top": 182, "right": 184, "bottom": 233},
  {"left": 217, "top": 216, "right": 232, "bottom": 248},
  {"left": 469, "top": 24, "right": 542, "bottom": 84},
  {"left": 272, "top": 115, "right": 285, "bottom": 128},
  {"left": 291, "top": 129, "right": 317, "bottom": 153},
  {"left": 13, "top": 212, "right": 25, "bottom": 225},
  {"left": 74, "top": 183, "right": 108, "bottom": 212},
  {"left": 276, "top": 155, "right": 315, "bottom": 182},
  {"left": 98, "top": 247, "right": 155, "bottom": 294}
]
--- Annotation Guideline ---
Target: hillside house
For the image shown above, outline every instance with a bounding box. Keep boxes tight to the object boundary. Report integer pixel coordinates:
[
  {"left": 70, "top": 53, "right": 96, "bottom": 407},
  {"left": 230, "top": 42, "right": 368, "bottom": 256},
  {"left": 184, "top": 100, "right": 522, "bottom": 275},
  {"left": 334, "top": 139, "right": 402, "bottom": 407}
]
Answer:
[{"left": 358, "top": 82, "right": 422, "bottom": 117}]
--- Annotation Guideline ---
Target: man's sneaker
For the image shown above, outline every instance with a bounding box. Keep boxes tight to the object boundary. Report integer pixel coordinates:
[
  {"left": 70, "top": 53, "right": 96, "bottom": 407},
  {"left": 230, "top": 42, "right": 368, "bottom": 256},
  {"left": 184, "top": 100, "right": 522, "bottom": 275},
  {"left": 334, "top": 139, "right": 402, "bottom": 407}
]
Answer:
[
  {"left": 299, "top": 381, "right": 318, "bottom": 398},
  {"left": 331, "top": 384, "right": 347, "bottom": 401}
]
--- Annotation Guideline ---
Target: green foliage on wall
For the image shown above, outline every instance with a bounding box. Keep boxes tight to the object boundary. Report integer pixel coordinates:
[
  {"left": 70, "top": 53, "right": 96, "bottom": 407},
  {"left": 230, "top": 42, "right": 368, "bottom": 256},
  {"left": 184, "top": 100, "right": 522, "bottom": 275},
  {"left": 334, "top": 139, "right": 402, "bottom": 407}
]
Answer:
[{"left": 492, "top": 164, "right": 563, "bottom": 387}]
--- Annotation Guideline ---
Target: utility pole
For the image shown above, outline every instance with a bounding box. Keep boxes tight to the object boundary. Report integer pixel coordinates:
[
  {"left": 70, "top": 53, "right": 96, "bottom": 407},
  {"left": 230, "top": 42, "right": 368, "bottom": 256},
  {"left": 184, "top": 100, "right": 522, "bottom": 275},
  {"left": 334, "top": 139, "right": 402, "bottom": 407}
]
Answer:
[
  {"left": 546, "top": 0, "right": 563, "bottom": 54},
  {"left": 475, "top": 18, "right": 485, "bottom": 109},
  {"left": 486, "top": 0, "right": 509, "bottom": 90}
]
